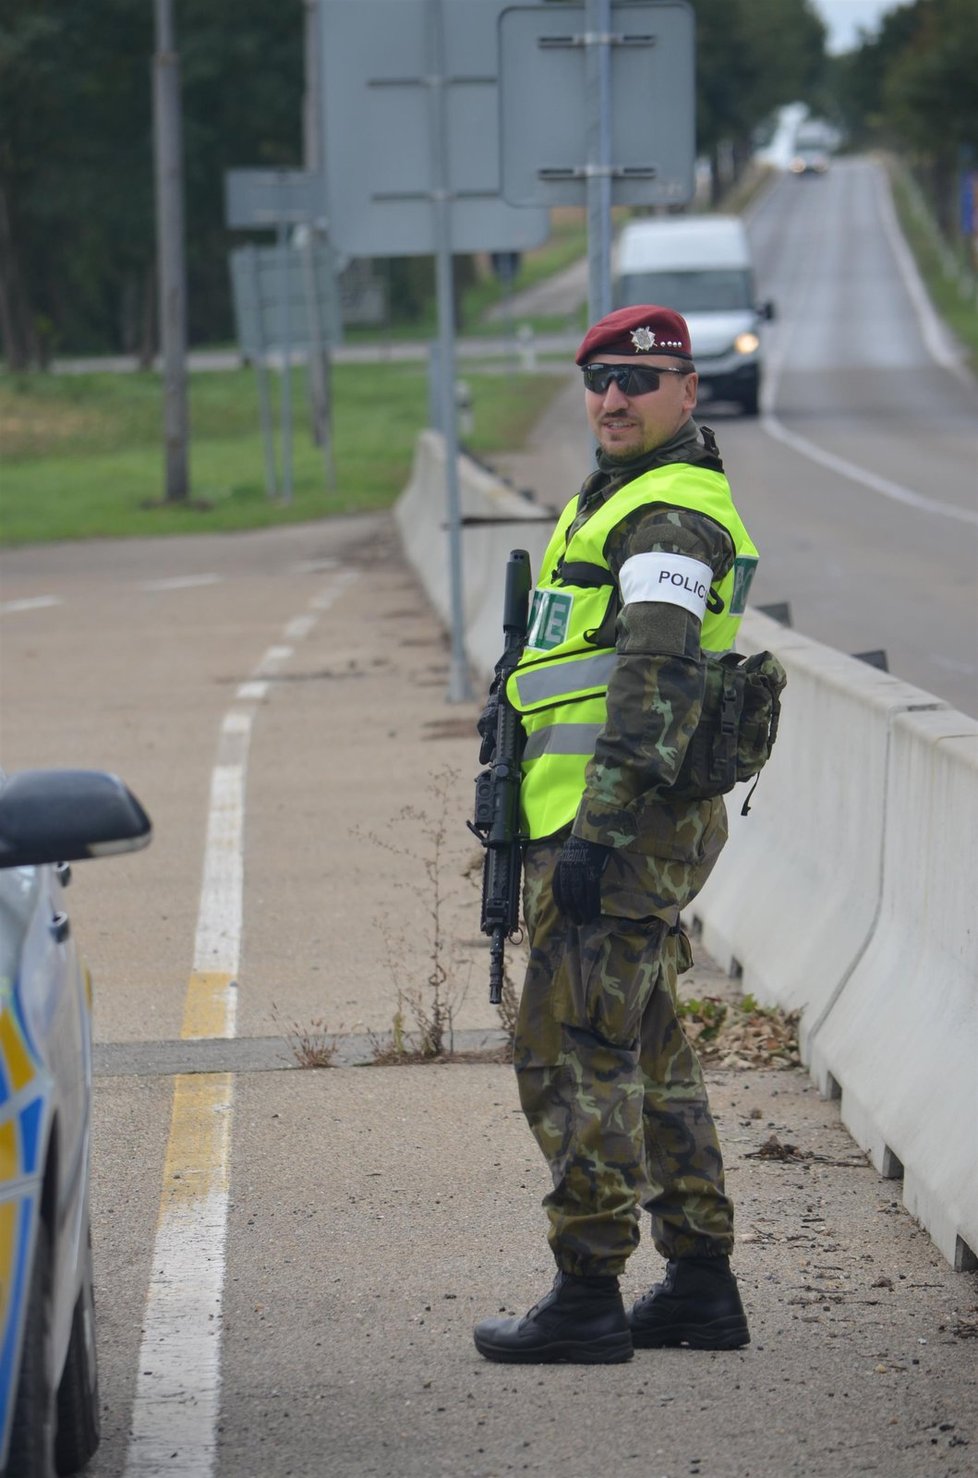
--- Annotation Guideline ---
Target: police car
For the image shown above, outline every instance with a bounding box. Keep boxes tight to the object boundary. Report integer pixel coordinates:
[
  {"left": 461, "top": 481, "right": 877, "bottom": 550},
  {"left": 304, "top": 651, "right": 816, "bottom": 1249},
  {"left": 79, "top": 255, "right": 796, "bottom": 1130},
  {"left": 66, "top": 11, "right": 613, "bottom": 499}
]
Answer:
[{"left": 0, "top": 769, "right": 151, "bottom": 1476}]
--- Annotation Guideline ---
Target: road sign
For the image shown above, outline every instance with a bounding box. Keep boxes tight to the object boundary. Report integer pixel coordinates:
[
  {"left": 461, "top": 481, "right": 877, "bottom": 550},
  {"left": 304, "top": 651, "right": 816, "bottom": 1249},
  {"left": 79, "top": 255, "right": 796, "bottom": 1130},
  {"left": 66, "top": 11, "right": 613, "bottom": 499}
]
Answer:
[
  {"left": 498, "top": 2, "right": 695, "bottom": 208},
  {"left": 229, "top": 241, "right": 341, "bottom": 358},
  {"left": 318, "top": 0, "right": 549, "bottom": 257},
  {"left": 224, "top": 169, "right": 328, "bottom": 230}
]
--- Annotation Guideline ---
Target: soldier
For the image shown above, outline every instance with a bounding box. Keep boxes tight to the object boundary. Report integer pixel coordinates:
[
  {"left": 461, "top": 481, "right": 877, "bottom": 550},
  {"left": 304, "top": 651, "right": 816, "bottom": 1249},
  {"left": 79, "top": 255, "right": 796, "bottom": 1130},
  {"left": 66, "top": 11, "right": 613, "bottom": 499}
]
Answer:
[{"left": 474, "top": 304, "right": 758, "bottom": 1364}]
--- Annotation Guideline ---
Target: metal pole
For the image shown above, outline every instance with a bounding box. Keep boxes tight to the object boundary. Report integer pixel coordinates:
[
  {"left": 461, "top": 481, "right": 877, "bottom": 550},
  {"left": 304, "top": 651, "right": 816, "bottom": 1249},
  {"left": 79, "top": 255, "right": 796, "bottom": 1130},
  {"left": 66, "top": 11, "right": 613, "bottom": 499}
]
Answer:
[
  {"left": 303, "top": 0, "right": 330, "bottom": 448},
  {"left": 585, "top": 0, "right": 613, "bottom": 326},
  {"left": 301, "top": 234, "right": 336, "bottom": 492},
  {"left": 277, "top": 220, "right": 294, "bottom": 504},
  {"left": 429, "top": 0, "right": 472, "bottom": 703},
  {"left": 152, "top": 0, "right": 190, "bottom": 500},
  {"left": 249, "top": 246, "right": 278, "bottom": 499}
]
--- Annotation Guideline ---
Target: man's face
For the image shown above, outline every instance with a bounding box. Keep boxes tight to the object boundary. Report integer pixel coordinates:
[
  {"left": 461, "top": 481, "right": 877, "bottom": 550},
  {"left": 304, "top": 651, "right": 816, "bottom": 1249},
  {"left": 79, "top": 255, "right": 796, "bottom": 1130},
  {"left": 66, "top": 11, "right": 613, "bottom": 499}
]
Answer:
[{"left": 584, "top": 355, "right": 698, "bottom": 461}]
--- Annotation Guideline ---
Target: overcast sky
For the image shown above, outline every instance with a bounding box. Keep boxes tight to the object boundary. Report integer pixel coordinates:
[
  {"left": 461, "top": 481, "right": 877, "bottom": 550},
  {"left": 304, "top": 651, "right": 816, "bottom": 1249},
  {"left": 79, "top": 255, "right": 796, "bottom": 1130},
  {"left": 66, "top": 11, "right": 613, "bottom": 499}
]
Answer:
[{"left": 810, "top": 0, "right": 904, "bottom": 53}]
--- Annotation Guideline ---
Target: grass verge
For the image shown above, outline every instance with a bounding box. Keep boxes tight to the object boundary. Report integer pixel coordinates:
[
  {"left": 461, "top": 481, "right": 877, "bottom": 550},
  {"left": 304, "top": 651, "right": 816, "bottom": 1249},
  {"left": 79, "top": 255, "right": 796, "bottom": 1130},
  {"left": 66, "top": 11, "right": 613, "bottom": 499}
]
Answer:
[
  {"left": 0, "top": 361, "right": 565, "bottom": 545},
  {"left": 886, "top": 157, "right": 978, "bottom": 373}
]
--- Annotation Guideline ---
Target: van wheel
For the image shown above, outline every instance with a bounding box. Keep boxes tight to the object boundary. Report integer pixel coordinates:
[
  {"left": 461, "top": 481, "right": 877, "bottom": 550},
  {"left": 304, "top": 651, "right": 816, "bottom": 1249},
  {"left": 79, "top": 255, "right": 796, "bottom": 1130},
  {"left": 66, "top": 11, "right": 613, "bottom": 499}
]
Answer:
[
  {"left": 54, "top": 1227, "right": 101, "bottom": 1475},
  {"left": 739, "top": 386, "right": 760, "bottom": 417},
  {"left": 7, "top": 1221, "right": 57, "bottom": 1478}
]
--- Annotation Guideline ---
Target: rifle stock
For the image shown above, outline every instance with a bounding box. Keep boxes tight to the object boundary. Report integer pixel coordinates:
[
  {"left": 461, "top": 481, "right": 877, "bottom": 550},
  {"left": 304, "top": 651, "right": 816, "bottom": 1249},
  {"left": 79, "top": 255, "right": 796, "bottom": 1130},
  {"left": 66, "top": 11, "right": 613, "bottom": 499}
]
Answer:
[{"left": 469, "top": 550, "right": 532, "bottom": 1003}]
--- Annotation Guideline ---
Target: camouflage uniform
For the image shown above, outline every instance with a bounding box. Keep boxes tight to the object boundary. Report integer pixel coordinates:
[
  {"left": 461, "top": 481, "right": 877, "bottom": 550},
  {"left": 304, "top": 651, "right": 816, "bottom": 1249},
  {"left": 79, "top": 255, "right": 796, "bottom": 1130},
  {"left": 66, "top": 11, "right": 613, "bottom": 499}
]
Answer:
[{"left": 514, "top": 420, "right": 739, "bottom": 1277}]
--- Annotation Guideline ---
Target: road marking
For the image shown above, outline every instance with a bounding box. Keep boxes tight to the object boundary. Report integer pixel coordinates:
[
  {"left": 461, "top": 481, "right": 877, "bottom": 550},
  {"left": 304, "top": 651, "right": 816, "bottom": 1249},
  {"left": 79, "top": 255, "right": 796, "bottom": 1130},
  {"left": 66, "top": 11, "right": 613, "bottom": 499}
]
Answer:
[
  {"left": 873, "top": 165, "right": 970, "bottom": 384},
  {"left": 256, "top": 643, "right": 293, "bottom": 673},
  {"left": 760, "top": 164, "right": 978, "bottom": 530},
  {"left": 285, "top": 613, "right": 317, "bottom": 641},
  {"left": 140, "top": 574, "right": 222, "bottom": 592},
  {"left": 123, "top": 568, "right": 358, "bottom": 1476},
  {"left": 289, "top": 557, "right": 340, "bottom": 574},
  {"left": 760, "top": 413, "right": 978, "bottom": 528},
  {"left": 0, "top": 595, "right": 62, "bottom": 614},
  {"left": 235, "top": 680, "right": 269, "bottom": 702}
]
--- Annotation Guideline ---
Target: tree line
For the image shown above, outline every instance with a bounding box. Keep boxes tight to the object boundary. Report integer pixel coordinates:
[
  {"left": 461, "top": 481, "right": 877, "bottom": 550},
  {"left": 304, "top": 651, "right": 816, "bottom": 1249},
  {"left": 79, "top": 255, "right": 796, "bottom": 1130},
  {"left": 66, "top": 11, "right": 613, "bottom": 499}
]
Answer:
[
  {"left": 830, "top": 0, "right": 978, "bottom": 245},
  {"left": 2, "top": 0, "right": 970, "bottom": 369}
]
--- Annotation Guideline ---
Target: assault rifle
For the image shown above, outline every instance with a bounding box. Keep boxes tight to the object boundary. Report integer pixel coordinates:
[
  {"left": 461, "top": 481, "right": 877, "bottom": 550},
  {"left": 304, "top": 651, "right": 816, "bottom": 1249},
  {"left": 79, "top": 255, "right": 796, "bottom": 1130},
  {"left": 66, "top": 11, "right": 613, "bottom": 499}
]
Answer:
[{"left": 468, "top": 549, "right": 532, "bottom": 1004}]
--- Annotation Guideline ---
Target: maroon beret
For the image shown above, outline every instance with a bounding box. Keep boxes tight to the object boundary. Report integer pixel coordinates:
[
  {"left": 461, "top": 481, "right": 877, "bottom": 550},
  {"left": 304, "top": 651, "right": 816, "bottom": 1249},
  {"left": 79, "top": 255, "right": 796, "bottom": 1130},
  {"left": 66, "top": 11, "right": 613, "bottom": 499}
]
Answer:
[{"left": 575, "top": 304, "right": 693, "bottom": 365}]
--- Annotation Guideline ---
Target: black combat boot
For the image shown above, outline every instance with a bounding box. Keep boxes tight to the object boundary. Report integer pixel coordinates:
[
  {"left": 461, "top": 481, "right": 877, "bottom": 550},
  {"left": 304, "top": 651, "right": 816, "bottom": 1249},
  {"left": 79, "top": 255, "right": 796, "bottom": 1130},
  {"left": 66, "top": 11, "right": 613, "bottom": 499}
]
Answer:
[
  {"left": 473, "top": 1270, "right": 633, "bottom": 1364},
  {"left": 628, "top": 1255, "right": 750, "bottom": 1350}
]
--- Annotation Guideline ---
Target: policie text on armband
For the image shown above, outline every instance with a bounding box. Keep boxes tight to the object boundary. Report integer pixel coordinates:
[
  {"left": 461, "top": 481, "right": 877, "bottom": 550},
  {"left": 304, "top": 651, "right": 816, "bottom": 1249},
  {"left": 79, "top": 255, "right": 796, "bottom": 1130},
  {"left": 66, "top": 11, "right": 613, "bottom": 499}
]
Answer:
[{"left": 469, "top": 550, "right": 533, "bottom": 1005}]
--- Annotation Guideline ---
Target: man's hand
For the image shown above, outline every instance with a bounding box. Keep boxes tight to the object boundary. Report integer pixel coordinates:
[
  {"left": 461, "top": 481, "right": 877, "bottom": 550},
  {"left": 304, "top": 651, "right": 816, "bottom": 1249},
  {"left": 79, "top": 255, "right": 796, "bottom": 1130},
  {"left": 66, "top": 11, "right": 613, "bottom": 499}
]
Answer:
[{"left": 552, "top": 835, "right": 611, "bottom": 924}]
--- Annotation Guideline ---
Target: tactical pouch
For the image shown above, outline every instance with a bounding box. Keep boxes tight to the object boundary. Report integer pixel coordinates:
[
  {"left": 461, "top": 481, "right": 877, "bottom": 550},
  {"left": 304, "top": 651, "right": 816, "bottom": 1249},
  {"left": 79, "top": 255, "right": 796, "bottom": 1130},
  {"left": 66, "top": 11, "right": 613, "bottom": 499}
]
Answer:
[{"left": 672, "top": 650, "right": 787, "bottom": 812}]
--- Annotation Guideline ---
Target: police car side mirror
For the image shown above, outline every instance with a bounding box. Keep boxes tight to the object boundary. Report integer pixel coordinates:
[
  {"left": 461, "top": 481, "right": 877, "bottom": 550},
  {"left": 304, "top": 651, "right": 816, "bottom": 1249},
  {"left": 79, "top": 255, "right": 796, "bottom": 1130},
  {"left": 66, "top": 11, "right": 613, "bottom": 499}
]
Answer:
[{"left": 0, "top": 769, "right": 153, "bottom": 868}]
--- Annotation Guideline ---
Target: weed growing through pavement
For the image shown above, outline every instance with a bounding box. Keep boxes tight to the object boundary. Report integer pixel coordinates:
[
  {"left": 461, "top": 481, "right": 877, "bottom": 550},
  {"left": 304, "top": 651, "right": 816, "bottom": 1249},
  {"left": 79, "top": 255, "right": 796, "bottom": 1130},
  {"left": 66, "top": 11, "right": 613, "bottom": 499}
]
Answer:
[
  {"left": 270, "top": 1003, "right": 343, "bottom": 1068},
  {"left": 356, "top": 766, "right": 475, "bottom": 1062}
]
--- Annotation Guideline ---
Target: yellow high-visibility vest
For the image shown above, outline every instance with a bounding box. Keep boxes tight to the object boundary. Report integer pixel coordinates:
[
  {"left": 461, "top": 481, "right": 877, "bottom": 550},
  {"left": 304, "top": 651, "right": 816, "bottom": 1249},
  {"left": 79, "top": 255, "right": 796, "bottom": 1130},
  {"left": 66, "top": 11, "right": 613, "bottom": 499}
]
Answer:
[{"left": 505, "top": 462, "right": 758, "bottom": 840}]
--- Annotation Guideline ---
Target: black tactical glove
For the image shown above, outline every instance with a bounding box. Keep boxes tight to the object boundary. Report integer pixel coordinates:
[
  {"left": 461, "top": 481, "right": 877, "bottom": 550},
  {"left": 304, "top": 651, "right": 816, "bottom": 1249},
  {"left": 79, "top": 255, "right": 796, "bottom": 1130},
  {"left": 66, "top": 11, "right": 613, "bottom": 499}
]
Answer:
[
  {"left": 552, "top": 835, "right": 611, "bottom": 925},
  {"left": 477, "top": 683, "right": 501, "bottom": 765}
]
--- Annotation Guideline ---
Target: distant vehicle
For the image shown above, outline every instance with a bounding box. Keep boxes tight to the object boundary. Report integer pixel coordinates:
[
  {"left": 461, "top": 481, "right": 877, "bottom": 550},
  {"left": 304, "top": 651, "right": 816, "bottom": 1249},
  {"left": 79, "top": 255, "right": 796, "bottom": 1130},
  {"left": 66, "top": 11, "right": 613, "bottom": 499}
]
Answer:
[
  {"left": 0, "top": 769, "right": 151, "bottom": 1476},
  {"left": 614, "top": 215, "right": 775, "bottom": 416},
  {"left": 790, "top": 147, "right": 830, "bottom": 176}
]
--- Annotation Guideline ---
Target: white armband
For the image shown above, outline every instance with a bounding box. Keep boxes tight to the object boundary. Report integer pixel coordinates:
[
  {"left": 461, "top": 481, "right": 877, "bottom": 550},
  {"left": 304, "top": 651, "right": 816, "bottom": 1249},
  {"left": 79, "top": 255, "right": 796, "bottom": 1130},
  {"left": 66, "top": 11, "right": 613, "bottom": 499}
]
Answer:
[{"left": 618, "top": 551, "right": 713, "bottom": 621}]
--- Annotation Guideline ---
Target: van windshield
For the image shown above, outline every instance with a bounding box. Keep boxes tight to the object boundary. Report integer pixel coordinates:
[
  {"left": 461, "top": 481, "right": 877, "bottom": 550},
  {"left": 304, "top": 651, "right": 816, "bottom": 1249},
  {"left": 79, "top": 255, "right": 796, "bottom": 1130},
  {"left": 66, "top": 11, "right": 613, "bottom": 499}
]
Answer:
[{"left": 617, "top": 270, "right": 753, "bottom": 313}]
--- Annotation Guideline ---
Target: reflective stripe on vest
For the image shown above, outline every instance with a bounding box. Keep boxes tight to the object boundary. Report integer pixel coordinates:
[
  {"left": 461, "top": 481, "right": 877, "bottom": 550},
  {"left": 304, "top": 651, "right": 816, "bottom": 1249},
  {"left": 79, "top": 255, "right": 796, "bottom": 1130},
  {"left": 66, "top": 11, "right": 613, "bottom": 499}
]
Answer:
[
  {"left": 506, "top": 461, "right": 758, "bottom": 840},
  {"left": 511, "top": 649, "right": 616, "bottom": 709}
]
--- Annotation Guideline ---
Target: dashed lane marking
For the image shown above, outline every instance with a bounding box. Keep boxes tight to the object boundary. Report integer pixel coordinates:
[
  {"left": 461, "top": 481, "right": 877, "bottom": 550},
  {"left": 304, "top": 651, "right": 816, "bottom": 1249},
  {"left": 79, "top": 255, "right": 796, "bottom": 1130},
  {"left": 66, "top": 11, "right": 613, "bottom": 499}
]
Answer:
[
  {"left": 0, "top": 595, "right": 62, "bottom": 614},
  {"left": 122, "top": 567, "right": 358, "bottom": 1476},
  {"left": 140, "top": 574, "right": 223, "bottom": 591}
]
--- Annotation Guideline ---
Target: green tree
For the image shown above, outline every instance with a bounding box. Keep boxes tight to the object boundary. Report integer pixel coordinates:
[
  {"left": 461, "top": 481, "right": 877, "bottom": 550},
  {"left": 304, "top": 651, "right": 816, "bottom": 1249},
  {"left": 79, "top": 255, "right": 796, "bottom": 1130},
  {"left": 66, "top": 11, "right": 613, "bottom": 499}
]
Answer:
[
  {"left": 0, "top": 0, "right": 302, "bottom": 366},
  {"left": 833, "top": 0, "right": 978, "bottom": 239},
  {"left": 0, "top": 2, "right": 155, "bottom": 367},
  {"left": 691, "top": 0, "right": 827, "bottom": 201}
]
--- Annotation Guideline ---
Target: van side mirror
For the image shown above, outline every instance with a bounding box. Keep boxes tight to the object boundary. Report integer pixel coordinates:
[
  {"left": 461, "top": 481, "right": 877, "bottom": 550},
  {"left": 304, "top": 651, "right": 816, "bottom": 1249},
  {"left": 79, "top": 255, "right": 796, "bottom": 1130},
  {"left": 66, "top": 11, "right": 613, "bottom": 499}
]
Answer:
[{"left": 760, "top": 300, "right": 776, "bottom": 322}]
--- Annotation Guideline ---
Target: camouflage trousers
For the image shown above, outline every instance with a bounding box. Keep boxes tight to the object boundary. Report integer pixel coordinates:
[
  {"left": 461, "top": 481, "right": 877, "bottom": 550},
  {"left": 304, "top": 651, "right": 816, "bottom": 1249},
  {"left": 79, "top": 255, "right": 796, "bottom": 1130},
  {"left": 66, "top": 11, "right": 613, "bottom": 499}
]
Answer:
[{"left": 515, "top": 838, "right": 735, "bottom": 1278}]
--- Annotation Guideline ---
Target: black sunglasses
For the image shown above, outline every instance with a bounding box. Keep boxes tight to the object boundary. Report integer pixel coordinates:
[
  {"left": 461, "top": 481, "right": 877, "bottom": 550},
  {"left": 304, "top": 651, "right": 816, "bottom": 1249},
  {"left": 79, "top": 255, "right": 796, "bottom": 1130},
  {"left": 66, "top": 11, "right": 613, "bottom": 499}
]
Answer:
[{"left": 581, "top": 363, "right": 692, "bottom": 396}]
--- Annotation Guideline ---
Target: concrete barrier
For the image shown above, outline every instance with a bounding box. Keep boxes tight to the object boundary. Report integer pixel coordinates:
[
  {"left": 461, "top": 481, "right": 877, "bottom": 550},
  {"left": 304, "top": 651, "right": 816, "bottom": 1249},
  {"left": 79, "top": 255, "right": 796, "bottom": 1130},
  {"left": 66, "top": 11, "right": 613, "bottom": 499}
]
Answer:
[
  {"left": 807, "top": 706, "right": 978, "bottom": 1271},
  {"left": 394, "top": 430, "right": 553, "bottom": 676},
  {"left": 688, "top": 612, "right": 947, "bottom": 1046},
  {"left": 691, "top": 615, "right": 978, "bottom": 1270},
  {"left": 395, "top": 433, "right": 978, "bottom": 1269}
]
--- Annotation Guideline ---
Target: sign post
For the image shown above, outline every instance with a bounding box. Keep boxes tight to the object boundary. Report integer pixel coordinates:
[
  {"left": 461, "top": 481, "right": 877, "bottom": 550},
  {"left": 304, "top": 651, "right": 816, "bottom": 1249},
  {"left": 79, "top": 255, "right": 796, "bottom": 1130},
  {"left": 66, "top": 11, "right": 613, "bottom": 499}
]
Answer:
[
  {"left": 319, "top": 0, "right": 550, "bottom": 703},
  {"left": 498, "top": 1, "right": 696, "bottom": 321},
  {"left": 225, "top": 169, "right": 339, "bottom": 504}
]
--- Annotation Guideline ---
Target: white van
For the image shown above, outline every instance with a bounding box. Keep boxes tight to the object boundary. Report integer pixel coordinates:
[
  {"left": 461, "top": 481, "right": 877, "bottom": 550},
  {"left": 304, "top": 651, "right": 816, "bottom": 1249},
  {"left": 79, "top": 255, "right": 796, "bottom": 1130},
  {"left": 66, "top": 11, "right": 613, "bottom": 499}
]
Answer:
[{"left": 614, "top": 215, "right": 774, "bottom": 416}]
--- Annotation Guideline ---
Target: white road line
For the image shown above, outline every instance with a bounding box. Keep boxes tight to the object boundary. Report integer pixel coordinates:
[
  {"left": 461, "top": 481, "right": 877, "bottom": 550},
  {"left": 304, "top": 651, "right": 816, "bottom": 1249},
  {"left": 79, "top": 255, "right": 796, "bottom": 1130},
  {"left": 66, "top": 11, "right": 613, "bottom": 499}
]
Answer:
[
  {"left": 760, "top": 412, "right": 978, "bottom": 528},
  {"left": 290, "top": 557, "right": 340, "bottom": 574},
  {"left": 141, "top": 574, "right": 223, "bottom": 592},
  {"left": 873, "top": 165, "right": 970, "bottom": 384},
  {"left": 0, "top": 595, "right": 62, "bottom": 614},
  {"left": 122, "top": 709, "right": 249, "bottom": 1475},
  {"left": 256, "top": 643, "right": 294, "bottom": 674},
  {"left": 760, "top": 164, "right": 978, "bottom": 529},
  {"left": 285, "top": 613, "right": 317, "bottom": 641},
  {"left": 123, "top": 567, "right": 359, "bottom": 1477},
  {"left": 236, "top": 679, "right": 269, "bottom": 702}
]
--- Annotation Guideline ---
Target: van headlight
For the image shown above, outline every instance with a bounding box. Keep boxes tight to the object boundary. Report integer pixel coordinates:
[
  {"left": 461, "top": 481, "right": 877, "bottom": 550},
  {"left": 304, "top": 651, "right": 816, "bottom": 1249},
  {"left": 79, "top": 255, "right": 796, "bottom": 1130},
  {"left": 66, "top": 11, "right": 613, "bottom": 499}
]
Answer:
[{"left": 734, "top": 331, "right": 760, "bottom": 356}]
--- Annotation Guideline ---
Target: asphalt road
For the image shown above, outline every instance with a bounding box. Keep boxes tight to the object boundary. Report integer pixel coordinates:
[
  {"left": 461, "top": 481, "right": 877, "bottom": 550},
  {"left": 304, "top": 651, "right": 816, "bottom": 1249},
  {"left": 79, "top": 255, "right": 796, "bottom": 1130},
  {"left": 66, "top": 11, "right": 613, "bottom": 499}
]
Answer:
[
  {"left": 1, "top": 155, "right": 976, "bottom": 1477},
  {"left": 2, "top": 517, "right": 977, "bottom": 1477},
  {"left": 490, "top": 157, "right": 978, "bottom": 716}
]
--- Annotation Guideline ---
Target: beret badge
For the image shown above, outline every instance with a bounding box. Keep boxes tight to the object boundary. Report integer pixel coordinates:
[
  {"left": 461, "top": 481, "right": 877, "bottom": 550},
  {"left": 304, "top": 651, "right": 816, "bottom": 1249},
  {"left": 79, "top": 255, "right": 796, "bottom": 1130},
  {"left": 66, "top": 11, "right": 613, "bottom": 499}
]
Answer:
[{"left": 629, "top": 326, "right": 657, "bottom": 351}]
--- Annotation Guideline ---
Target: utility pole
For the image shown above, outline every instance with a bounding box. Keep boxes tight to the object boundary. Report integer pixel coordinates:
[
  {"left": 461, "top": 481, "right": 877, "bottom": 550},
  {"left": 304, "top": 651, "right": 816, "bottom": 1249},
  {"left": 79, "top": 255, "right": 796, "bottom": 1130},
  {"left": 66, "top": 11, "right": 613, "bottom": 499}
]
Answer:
[
  {"left": 585, "top": 0, "right": 613, "bottom": 326},
  {"left": 153, "top": 0, "right": 190, "bottom": 501},
  {"left": 303, "top": 0, "right": 331, "bottom": 455}
]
